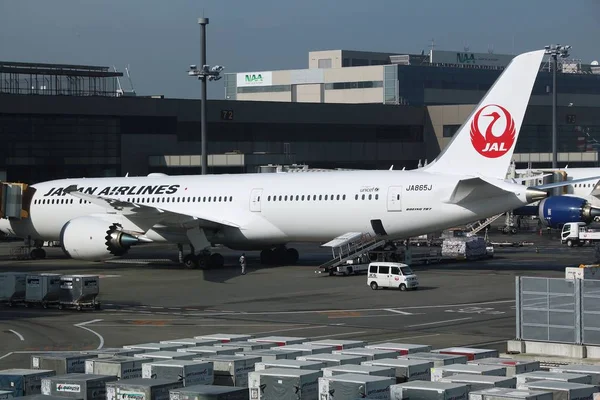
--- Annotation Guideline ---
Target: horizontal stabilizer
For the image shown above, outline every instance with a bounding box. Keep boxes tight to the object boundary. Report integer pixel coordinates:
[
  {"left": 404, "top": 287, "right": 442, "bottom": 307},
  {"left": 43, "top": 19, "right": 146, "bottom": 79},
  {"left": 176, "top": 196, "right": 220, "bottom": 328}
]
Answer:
[{"left": 443, "top": 177, "right": 512, "bottom": 205}]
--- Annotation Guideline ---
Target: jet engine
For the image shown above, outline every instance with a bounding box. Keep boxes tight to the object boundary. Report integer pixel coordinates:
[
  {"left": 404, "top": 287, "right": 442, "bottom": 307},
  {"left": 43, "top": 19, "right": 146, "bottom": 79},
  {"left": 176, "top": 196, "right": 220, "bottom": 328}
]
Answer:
[
  {"left": 523, "top": 196, "right": 600, "bottom": 229},
  {"left": 60, "top": 216, "right": 143, "bottom": 261}
]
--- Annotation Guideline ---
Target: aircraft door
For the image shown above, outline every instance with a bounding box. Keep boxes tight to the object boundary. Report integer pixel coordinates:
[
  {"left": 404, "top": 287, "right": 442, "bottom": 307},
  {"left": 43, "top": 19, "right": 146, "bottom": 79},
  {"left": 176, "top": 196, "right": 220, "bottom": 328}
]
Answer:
[
  {"left": 250, "top": 188, "right": 263, "bottom": 212},
  {"left": 387, "top": 186, "right": 403, "bottom": 212}
]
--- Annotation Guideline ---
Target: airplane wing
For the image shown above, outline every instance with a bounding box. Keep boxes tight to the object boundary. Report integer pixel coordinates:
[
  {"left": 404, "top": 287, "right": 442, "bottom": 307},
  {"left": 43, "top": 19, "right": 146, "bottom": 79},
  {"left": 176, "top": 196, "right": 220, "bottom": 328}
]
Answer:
[
  {"left": 63, "top": 184, "right": 242, "bottom": 230},
  {"left": 443, "top": 177, "right": 513, "bottom": 205}
]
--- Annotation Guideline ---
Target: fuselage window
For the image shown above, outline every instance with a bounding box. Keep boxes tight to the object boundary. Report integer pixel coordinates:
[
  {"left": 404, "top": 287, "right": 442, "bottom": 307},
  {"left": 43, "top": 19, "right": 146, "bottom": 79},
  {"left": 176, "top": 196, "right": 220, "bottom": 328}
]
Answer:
[
  {"left": 219, "top": 196, "right": 222, "bottom": 202},
  {"left": 336, "top": 195, "right": 340, "bottom": 200},
  {"left": 203, "top": 196, "right": 206, "bottom": 202},
  {"left": 355, "top": 194, "right": 358, "bottom": 200},
  {"left": 375, "top": 194, "right": 379, "bottom": 200},
  {"left": 343, "top": 194, "right": 346, "bottom": 200},
  {"left": 279, "top": 195, "right": 282, "bottom": 201},
  {"left": 284, "top": 195, "right": 288, "bottom": 201},
  {"left": 324, "top": 195, "right": 328, "bottom": 200},
  {"left": 229, "top": 196, "right": 233, "bottom": 202},
  {"left": 317, "top": 195, "right": 321, "bottom": 201},
  {"left": 224, "top": 196, "right": 227, "bottom": 202},
  {"left": 397, "top": 194, "right": 400, "bottom": 200},
  {"left": 362, "top": 194, "right": 365, "bottom": 200},
  {"left": 368, "top": 194, "right": 372, "bottom": 200},
  {"left": 208, "top": 197, "right": 211, "bottom": 202},
  {"left": 213, "top": 196, "right": 217, "bottom": 202},
  {"left": 268, "top": 196, "right": 271, "bottom": 201},
  {"left": 295, "top": 195, "right": 298, "bottom": 201},
  {"left": 301, "top": 195, "right": 305, "bottom": 201}
]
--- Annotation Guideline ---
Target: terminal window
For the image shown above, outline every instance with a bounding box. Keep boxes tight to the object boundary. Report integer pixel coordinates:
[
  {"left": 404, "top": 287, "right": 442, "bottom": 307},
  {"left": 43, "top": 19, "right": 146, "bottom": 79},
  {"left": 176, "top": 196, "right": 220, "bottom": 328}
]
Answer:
[{"left": 443, "top": 124, "right": 461, "bottom": 138}]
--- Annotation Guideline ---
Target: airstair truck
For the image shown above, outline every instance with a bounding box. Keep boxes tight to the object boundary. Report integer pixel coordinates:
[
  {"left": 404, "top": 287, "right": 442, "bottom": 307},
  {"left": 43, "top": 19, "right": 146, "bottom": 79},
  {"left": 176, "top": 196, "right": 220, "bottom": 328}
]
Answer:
[{"left": 561, "top": 222, "right": 600, "bottom": 247}]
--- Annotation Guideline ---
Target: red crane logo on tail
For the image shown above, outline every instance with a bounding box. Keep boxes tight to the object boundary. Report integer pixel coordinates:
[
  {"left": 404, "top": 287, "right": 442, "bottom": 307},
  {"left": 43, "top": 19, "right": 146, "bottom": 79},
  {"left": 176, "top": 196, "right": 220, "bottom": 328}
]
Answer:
[{"left": 470, "top": 104, "right": 516, "bottom": 158}]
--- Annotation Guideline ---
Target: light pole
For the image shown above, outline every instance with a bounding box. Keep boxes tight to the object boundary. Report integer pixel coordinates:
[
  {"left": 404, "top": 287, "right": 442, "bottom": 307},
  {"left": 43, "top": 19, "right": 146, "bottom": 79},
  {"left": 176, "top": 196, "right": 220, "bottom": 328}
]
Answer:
[
  {"left": 188, "top": 17, "right": 224, "bottom": 175},
  {"left": 544, "top": 44, "right": 571, "bottom": 169}
]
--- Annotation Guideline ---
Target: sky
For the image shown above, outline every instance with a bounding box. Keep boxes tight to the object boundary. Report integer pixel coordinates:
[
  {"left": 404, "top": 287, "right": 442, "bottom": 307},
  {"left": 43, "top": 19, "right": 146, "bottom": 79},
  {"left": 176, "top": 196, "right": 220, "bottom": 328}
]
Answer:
[{"left": 1, "top": 0, "right": 599, "bottom": 100}]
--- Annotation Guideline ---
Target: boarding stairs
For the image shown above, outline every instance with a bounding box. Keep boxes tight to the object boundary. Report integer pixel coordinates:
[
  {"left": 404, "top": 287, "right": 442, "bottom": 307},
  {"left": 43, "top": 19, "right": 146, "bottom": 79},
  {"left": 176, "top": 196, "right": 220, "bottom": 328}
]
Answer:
[
  {"left": 317, "top": 232, "right": 387, "bottom": 274},
  {"left": 465, "top": 213, "right": 505, "bottom": 236}
]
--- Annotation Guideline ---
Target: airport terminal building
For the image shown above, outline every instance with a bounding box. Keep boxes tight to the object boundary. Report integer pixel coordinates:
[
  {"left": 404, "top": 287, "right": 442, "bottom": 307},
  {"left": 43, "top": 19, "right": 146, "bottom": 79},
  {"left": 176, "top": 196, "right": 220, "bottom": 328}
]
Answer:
[{"left": 1, "top": 48, "right": 600, "bottom": 184}]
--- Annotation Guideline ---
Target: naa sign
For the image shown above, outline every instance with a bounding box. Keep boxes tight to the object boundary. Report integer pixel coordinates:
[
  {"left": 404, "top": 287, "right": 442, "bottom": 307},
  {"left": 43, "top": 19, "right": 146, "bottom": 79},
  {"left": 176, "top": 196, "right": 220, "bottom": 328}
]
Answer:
[{"left": 236, "top": 71, "right": 272, "bottom": 87}]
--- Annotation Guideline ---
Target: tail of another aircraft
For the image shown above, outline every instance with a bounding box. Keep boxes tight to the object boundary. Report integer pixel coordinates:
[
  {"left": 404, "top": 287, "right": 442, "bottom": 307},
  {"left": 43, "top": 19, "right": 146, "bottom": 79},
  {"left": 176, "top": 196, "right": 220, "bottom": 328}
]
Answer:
[{"left": 423, "top": 49, "right": 545, "bottom": 179}]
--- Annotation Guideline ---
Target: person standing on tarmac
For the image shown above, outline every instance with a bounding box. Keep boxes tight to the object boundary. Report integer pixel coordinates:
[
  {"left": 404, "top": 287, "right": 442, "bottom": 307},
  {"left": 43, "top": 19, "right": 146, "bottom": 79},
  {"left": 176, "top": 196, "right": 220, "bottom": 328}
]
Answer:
[{"left": 239, "top": 253, "right": 246, "bottom": 275}]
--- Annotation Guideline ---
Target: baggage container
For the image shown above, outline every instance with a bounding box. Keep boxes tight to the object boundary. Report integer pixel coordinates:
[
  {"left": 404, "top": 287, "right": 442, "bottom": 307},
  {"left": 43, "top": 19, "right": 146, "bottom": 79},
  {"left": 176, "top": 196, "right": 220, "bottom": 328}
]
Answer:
[
  {"left": 273, "top": 344, "right": 335, "bottom": 356},
  {"left": 249, "top": 368, "right": 322, "bottom": 400},
  {"left": 468, "top": 387, "right": 557, "bottom": 400},
  {"left": 234, "top": 349, "right": 303, "bottom": 362},
  {"left": 31, "top": 353, "right": 97, "bottom": 374},
  {"left": 180, "top": 347, "right": 239, "bottom": 356},
  {"left": 304, "top": 340, "right": 366, "bottom": 351},
  {"left": 362, "top": 358, "right": 433, "bottom": 383},
  {"left": 440, "top": 374, "right": 517, "bottom": 391},
  {"left": 400, "top": 352, "right": 468, "bottom": 367},
  {"left": 169, "top": 384, "right": 249, "bottom": 400},
  {"left": 518, "top": 380, "right": 598, "bottom": 400},
  {"left": 41, "top": 373, "right": 118, "bottom": 400},
  {"left": 81, "top": 348, "right": 145, "bottom": 359},
  {"left": 85, "top": 357, "right": 149, "bottom": 380},
  {"left": 17, "top": 396, "right": 82, "bottom": 400},
  {"left": 322, "top": 365, "right": 395, "bottom": 378},
  {"left": 194, "top": 334, "right": 254, "bottom": 343},
  {"left": 142, "top": 360, "right": 213, "bottom": 387},
  {"left": 106, "top": 378, "right": 183, "bottom": 400},
  {"left": 390, "top": 381, "right": 469, "bottom": 400},
  {"left": 135, "top": 352, "right": 196, "bottom": 361},
  {"left": 0, "top": 272, "right": 26, "bottom": 304},
  {"left": 431, "top": 364, "right": 507, "bottom": 381},
  {"left": 333, "top": 348, "right": 399, "bottom": 361},
  {"left": 57, "top": 275, "right": 100, "bottom": 310},
  {"left": 469, "top": 358, "right": 540, "bottom": 377},
  {"left": 549, "top": 365, "right": 600, "bottom": 385},
  {"left": 248, "top": 336, "right": 307, "bottom": 347},
  {"left": 160, "top": 339, "right": 221, "bottom": 348},
  {"left": 0, "top": 369, "right": 56, "bottom": 396},
  {"left": 365, "top": 343, "right": 432, "bottom": 355},
  {"left": 319, "top": 373, "right": 395, "bottom": 400},
  {"left": 124, "top": 343, "right": 184, "bottom": 352},
  {"left": 255, "top": 360, "right": 326, "bottom": 372},
  {"left": 432, "top": 348, "right": 499, "bottom": 361},
  {"left": 215, "top": 342, "right": 271, "bottom": 352},
  {"left": 0, "top": 390, "right": 12, "bottom": 400},
  {"left": 192, "top": 355, "right": 260, "bottom": 387},
  {"left": 25, "top": 273, "right": 61, "bottom": 307},
  {"left": 297, "top": 354, "right": 368, "bottom": 368},
  {"left": 516, "top": 372, "right": 592, "bottom": 388}
]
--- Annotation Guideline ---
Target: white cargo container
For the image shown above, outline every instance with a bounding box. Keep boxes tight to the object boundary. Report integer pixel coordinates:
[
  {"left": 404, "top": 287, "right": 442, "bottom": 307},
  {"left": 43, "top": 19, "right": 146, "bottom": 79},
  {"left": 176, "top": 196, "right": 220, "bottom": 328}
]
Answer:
[
  {"left": 519, "top": 380, "right": 598, "bottom": 400},
  {"left": 142, "top": 360, "right": 213, "bottom": 387},
  {"left": 469, "top": 358, "right": 540, "bottom": 377},
  {"left": 297, "top": 354, "right": 368, "bottom": 368},
  {"left": 565, "top": 266, "right": 600, "bottom": 280},
  {"left": 390, "top": 381, "right": 469, "bottom": 400},
  {"left": 431, "top": 364, "right": 507, "bottom": 381},
  {"left": 31, "top": 353, "right": 97, "bottom": 374},
  {"left": 0, "top": 390, "right": 12, "bottom": 400},
  {"left": 17, "top": 396, "right": 82, "bottom": 400},
  {"left": 106, "top": 378, "right": 183, "bottom": 400},
  {"left": 194, "top": 334, "right": 254, "bottom": 343},
  {"left": 41, "top": 373, "right": 118, "bottom": 400},
  {"left": 362, "top": 358, "right": 433, "bottom": 383},
  {"left": 248, "top": 336, "right": 307, "bottom": 346},
  {"left": 319, "top": 373, "right": 394, "bottom": 400},
  {"left": 400, "top": 352, "right": 468, "bottom": 367},
  {"left": 159, "top": 339, "right": 221, "bottom": 347},
  {"left": 25, "top": 273, "right": 61, "bottom": 306},
  {"left": 135, "top": 352, "right": 196, "bottom": 361},
  {"left": 0, "top": 369, "right": 56, "bottom": 397},
  {"left": 516, "top": 372, "right": 592, "bottom": 388},
  {"left": 304, "top": 340, "right": 366, "bottom": 350},
  {"left": 85, "top": 357, "right": 149, "bottom": 380},
  {"left": 81, "top": 348, "right": 145, "bottom": 359},
  {"left": 124, "top": 343, "right": 184, "bottom": 353},
  {"left": 0, "top": 272, "right": 26, "bottom": 304},
  {"left": 249, "top": 368, "right": 322, "bottom": 400},
  {"left": 440, "top": 374, "right": 517, "bottom": 391},
  {"left": 273, "top": 344, "right": 335, "bottom": 356},
  {"left": 365, "top": 343, "right": 432, "bottom": 355},
  {"left": 215, "top": 341, "right": 271, "bottom": 352},
  {"left": 168, "top": 384, "right": 249, "bottom": 400},
  {"left": 193, "top": 355, "right": 260, "bottom": 387},
  {"left": 550, "top": 365, "right": 600, "bottom": 385},
  {"left": 322, "top": 365, "right": 395, "bottom": 378},
  {"left": 179, "top": 347, "right": 239, "bottom": 356},
  {"left": 333, "top": 349, "right": 398, "bottom": 361},
  {"left": 234, "top": 349, "right": 303, "bottom": 362},
  {"left": 255, "top": 360, "right": 326, "bottom": 372},
  {"left": 468, "top": 387, "right": 556, "bottom": 400},
  {"left": 432, "top": 348, "right": 499, "bottom": 361}
]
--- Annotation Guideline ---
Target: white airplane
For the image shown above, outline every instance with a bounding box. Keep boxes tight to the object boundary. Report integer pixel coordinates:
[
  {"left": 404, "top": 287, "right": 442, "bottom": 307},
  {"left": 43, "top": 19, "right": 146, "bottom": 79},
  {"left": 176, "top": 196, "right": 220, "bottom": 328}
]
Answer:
[{"left": 0, "top": 49, "right": 595, "bottom": 267}]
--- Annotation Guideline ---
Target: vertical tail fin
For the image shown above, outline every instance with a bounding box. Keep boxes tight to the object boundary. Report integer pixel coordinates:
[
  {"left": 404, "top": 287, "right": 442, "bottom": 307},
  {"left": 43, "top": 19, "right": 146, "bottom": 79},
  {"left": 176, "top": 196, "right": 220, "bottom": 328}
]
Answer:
[{"left": 423, "top": 49, "right": 545, "bottom": 179}]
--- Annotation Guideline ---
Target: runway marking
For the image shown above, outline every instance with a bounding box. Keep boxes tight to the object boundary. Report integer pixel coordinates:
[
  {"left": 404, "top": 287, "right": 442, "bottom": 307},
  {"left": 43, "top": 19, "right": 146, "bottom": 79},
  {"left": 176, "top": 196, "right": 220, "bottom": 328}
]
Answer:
[
  {"left": 0, "top": 352, "right": 14, "bottom": 360},
  {"left": 407, "top": 317, "right": 472, "bottom": 328},
  {"left": 312, "top": 331, "right": 369, "bottom": 339},
  {"left": 384, "top": 309, "right": 413, "bottom": 315},
  {"left": 8, "top": 330, "right": 24, "bottom": 341},
  {"left": 74, "top": 319, "right": 104, "bottom": 349},
  {"left": 369, "top": 333, "right": 441, "bottom": 344}
]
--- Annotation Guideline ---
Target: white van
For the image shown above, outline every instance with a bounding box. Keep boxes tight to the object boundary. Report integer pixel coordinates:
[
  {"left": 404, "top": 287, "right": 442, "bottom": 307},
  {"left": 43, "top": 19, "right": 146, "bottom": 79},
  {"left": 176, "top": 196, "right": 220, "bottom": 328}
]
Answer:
[{"left": 367, "top": 262, "right": 419, "bottom": 291}]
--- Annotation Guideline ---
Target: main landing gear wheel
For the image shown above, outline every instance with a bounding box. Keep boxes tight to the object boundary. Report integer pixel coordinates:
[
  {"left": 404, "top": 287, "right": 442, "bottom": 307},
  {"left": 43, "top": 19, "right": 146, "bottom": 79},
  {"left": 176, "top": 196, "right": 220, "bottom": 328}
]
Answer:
[
  {"left": 183, "top": 254, "right": 199, "bottom": 269},
  {"left": 30, "top": 248, "right": 46, "bottom": 260}
]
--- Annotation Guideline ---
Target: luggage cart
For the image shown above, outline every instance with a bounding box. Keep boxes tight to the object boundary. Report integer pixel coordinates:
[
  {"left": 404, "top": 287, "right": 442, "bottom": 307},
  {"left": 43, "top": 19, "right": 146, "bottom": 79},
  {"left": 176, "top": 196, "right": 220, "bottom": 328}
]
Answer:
[
  {"left": 58, "top": 275, "right": 101, "bottom": 311},
  {"left": 24, "top": 273, "right": 61, "bottom": 308}
]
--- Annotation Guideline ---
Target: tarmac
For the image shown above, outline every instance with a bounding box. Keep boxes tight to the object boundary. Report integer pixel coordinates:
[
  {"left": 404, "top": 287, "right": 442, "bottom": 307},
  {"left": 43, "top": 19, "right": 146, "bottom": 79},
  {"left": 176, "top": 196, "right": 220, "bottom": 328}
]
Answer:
[{"left": 0, "top": 227, "right": 594, "bottom": 369}]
